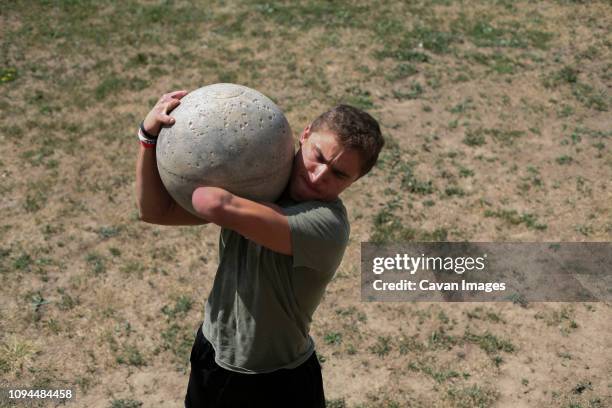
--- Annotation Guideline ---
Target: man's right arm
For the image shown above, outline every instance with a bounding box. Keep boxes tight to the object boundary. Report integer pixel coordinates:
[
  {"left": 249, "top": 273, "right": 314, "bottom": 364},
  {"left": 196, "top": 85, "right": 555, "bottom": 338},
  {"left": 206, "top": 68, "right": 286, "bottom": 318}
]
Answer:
[{"left": 136, "top": 90, "right": 209, "bottom": 226}]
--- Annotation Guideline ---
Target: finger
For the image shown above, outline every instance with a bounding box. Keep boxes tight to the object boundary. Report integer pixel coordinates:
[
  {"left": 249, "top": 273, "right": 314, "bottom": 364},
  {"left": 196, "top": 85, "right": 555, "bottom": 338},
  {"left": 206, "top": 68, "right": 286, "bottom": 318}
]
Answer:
[
  {"left": 168, "top": 89, "right": 189, "bottom": 100},
  {"left": 158, "top": 113, "right": 176, "bottom": 125},
  {"left": 164, "top": 99, "right": 181, "bottom": 114}
]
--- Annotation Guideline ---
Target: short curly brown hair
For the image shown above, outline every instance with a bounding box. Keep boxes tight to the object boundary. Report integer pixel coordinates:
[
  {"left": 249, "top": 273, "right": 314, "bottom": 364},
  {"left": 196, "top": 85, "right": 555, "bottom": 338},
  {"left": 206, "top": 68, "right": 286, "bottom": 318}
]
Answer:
[{"left": 310, "top": 105, "right": 384, "bottom": 178}]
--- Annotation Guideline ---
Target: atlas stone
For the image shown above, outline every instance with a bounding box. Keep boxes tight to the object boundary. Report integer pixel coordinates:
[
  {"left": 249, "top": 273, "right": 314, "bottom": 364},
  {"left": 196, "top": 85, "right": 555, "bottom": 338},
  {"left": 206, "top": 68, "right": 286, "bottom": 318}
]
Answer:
[{"left": 156, "top": 83, "right": 294, "bottom": 216}]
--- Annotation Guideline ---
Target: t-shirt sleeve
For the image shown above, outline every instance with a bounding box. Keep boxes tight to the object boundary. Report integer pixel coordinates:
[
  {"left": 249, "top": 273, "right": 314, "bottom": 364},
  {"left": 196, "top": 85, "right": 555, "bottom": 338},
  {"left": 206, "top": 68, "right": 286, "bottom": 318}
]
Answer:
[{"left": 283, "top": 200, "right": 350, "bottom": 274}]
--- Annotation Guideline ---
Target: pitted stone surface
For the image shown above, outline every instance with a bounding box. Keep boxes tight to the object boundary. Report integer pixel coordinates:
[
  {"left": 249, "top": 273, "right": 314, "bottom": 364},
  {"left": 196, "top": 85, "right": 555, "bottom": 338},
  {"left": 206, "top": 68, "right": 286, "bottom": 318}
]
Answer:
[{"left": 157, "top": 83, "right": 294, "bottom": 216}]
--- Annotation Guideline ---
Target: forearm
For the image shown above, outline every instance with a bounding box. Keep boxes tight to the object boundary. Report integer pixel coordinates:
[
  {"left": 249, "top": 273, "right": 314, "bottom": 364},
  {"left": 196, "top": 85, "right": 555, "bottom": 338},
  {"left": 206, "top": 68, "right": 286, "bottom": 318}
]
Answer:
[
  {"left": 136, "top": 144, "right": 173, "bottom": 221},
  {"left": 192, "top": 187, "right": 292, "bottom": 254}
]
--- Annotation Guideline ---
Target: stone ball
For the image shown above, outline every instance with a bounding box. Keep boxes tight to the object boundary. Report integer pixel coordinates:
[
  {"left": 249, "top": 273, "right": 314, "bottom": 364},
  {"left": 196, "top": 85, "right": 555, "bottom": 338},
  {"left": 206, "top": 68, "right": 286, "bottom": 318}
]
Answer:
[{"left": 156, "top": 83, "right": 294, "bottom": 216}]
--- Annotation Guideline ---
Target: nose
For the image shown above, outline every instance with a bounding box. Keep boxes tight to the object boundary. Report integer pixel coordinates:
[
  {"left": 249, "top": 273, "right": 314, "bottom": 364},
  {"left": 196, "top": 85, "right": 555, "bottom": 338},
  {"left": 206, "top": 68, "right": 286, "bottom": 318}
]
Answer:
[{"left": 310, "top": 163, "right": 330, "bottom": 185}]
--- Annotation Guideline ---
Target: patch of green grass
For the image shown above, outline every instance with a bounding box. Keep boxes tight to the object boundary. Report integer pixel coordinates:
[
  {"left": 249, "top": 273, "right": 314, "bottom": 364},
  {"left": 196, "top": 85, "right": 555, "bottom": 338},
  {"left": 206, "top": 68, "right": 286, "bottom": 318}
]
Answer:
[
  {"left": 465, "top": 51, "right": 522, "bottom": 74},
  {"left": 464, "top": 331, "right": 515, "bottom": 355},
  {"left": 161, "top": 295, "right": 193, "bottom": 319},
  {"left": 486, "top": 128, "right": 525, "bottom": 146},
  {"left": 556, "top": 66, "right": 579, "bottom": 85},
  {"left": 119, "top": 261, "right": 144, "bottom": 277},
  {"left": 94, "top": 74, "right": 148, "bottom": 100},
  {"left": 421, "top": 228, "right": 449, "bottom": 242},
  {"left": 342, "top": 86, "right": 374, "bottom": 109},
  {"left": 20, "top": 139, "right": 55, "bottom": 167},
  {"left": 324, "top": 332, "right": 342, "bottom": 346},
  {"left": 557, "top": 104, "right": 574, "bottom": 117},
  {"left": 425, "top": 366, "right": 462, "bottom": 383},
  {"left": 556, "top": 155, "right": 574, "bottom": 165},
  {"left": 459, "top": 167, "right": 474, "bottom": 177},
  {"left": 407, "top": 26, "right": 455, "bottom": 54},
  {"left": 543, "top": 67, "right": 608, "bottom": 111},
  {"left": 572, "top": 83, "right": 608, "bottom": 111},
  {"left": 14, "top": 254, "right": 33, "bottom": 271},
  {"left": 0, "top": 67, "right": 18, "bottom": 83},
  {"left": 86, "top": 253, "right": 106, "bottom": 275},
  {"left": 428, "top": 328, "right": 459, "bottom": 350},
  {"left": 251, "top": 1, "right": 366, "bottom": 28},
  {"left": 116, "top": 344, "right": 146, "bottom": 367},
  {"left": 402, "top": 171, "right": 434, "bottom": 194},
  {"left": 446, "top": 384, "right": 500, "bottom": 407},
  {"left": 109, "top": 399, "right": 143, "bottom": 408},
  {"left": 398, "top": 336, "right": 425, "bottom": 355},
  {"left": 449, "top": 97, "right": 475, "bottom": 114},
  {"left": 30, "top": 291, "right": 51, "bottom": 313},
  {"left": 457, "top": 18, "right": 552, "bottom": 49},
  {"left": 0, "top": 248, "right": 11, "bottom": 273},
  {"left": 126, "top": 52, "right": 153, "bottom": 68},
  {"left": 97, "top": 226, "right": 121, "bottom": 239},
  {"left": 466, "top": 307, "right": 504, "bottom": 323},
  {"left": 484, "top": 208, "right": 547, "bottom": 230},
  {"left": 24, "top": 190, "right": 47, "bottom": 213},
  {"left": 454, "top": 72, "right": 471, "bottom": 82},
  {"left": 463, "top": 127, "right": 525, "bottom": 147},
  {"left": 57, "top": 288, "right": 78, "bottom": 311},
  {"left": 536, "top": 306, "right": 580, "bottom": 335},
  {"left": 463, "top": 129, "right": 486, "bottom": 147},
  {"left": 387, "top": 63, "right": 418, "bottom": 81},
  {"left": 371, "top": 206, "right": 413, "bottom": 243},
  {"left": 445, "top": 186, "right": 465, "bottom": 197},
  {"left": 326, "top": 398, "right": 347, "bottom": 408},
  {"left": 369, "top": 336, "right": 392, "bottom": 357},
  {"left": 160, "top": 323, "right": 193, "bottom": 361}
]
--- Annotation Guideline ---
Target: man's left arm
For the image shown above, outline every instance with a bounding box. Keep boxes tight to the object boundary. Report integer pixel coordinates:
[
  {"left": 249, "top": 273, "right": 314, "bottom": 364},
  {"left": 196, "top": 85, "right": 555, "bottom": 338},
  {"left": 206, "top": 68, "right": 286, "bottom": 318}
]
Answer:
[{"left": 192, "top": 186, "right": 292, "bottom": 255}]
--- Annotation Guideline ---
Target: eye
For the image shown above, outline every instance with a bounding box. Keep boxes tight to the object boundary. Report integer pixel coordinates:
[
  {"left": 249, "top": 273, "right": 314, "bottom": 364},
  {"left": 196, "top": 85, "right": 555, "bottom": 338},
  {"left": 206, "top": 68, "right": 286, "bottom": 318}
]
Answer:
[{"left": 334, "top": 170, "right": 348, "bottom": 180}]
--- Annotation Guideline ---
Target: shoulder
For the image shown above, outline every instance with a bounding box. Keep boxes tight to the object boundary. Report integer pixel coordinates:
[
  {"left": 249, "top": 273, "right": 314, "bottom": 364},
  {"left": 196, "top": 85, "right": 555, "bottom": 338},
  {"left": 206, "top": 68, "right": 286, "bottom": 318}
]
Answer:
[
  {"left": 282, "top": 199, "right": 350, "bottom": 241},
  {"left": 280, "top": 197, "right": 348, "bottom": 218}
]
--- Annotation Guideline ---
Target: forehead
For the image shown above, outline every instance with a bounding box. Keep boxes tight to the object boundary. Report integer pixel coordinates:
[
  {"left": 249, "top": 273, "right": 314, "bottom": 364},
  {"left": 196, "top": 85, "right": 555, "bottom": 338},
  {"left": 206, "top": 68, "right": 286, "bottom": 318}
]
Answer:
[{"left": 308, "top": 130, "right": 362, "bottom": 179}]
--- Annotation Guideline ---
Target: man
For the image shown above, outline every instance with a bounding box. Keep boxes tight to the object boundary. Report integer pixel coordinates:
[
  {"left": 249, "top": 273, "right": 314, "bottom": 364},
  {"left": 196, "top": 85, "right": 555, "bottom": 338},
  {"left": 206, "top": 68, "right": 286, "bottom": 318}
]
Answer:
[{"left": 136, "top": 89, "right": 384, "bottom": 407}]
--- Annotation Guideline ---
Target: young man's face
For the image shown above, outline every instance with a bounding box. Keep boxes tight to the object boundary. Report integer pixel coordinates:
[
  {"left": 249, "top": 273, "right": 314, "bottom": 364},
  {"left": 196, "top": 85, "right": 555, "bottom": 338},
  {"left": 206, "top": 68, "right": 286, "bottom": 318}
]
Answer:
[{"left": 288, "top": 126, "right": 362, "bottom": 202}]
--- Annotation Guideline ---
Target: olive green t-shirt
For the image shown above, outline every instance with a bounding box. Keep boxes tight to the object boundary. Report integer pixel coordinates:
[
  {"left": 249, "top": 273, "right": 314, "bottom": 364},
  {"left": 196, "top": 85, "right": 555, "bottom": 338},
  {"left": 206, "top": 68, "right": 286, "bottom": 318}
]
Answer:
[{"left": 201, "top": 197, "right": 350, "bottom": 373}]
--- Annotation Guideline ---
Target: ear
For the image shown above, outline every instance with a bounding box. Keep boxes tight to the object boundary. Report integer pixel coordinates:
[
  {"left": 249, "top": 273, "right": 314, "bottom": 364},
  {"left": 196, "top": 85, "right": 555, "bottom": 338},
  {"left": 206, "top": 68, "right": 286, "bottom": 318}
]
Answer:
[{"left": 299, "top": 125, "right": 312, "bottom": 145}]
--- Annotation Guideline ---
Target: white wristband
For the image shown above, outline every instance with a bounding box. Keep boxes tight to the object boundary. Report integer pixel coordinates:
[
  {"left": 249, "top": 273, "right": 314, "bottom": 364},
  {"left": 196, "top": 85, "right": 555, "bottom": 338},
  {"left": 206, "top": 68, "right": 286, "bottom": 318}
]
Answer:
[{"left": 138, "top": 128, "right": 157, "bottom": 145}]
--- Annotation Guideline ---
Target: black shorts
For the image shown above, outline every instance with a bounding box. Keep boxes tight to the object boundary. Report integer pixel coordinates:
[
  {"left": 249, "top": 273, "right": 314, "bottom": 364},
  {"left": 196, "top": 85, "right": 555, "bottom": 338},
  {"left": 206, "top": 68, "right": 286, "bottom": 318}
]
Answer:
[{"left": 185, "top": 325, "right": 326, "bottom": 408}]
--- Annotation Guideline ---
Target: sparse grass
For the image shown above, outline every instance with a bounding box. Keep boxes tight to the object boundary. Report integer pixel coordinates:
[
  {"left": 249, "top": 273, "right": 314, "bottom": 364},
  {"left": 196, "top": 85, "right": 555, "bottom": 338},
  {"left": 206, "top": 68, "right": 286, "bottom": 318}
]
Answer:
[
  {"left": 109, "top": 399, "right": 143, "bottom": 408},
  {"left": 86, "top": 253, "right": 106, "bottom": 275},
  {"left": 342, "top": 86, "right": 375, "bottom": 109},
  {"left": 326, "top": 398, "right": 347, "bottom": 408},
  {"left": 392, "top": 81, "right": 424, "bottom": 100},
  {"left": 446, "top": 384, "right": 500, "bottom": 407},
  {"left": 324, "top": 332, "right": 343, "bottom": 346},
  {"left": 0, "top": 336, "right": 38, "bottom": 374},
  {"left": 161, "top": 295, "right": 193, "bottom": 319},
  {"left": 369, "top": 336, "right": 392, "bottom": 357},
  {"left": 160, "top": 323, "right": 193, "bottom": 362},
  {"left": 463, "top": 129, "right": 487, "bottom": 147},
  {"left": 387, "top": 63, "right": 418, "bottom": 81},
  {"left": 485, "top": 208, "right": 547, "bottom": 230},
  {"left": 464, "top": 331, "right": 515, "bottom": 356},
  {"left": 116, "top": 345, "right": 146, "bottom": 367}
]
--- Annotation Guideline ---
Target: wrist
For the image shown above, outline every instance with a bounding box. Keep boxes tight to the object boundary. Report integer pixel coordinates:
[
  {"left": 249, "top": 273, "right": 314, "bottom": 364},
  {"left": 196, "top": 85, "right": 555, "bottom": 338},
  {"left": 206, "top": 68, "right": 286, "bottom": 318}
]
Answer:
[
  {"left": 140, "top": 121, "right": 159, "bottom": 138},
  {"left": 138, "top": 126, "right": 157, "bottom": 149}
]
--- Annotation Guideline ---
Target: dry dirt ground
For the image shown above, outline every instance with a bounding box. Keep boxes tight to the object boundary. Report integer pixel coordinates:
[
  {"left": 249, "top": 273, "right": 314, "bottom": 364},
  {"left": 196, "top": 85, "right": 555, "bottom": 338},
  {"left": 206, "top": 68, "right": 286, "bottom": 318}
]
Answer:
[{"left": 1, "top": 1, "right": 611, "bottom": 407}]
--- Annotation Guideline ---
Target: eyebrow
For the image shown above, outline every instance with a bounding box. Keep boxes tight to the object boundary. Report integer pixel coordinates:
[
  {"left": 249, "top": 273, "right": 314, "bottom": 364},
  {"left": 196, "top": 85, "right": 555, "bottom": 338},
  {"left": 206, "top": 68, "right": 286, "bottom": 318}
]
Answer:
[{"left": 314, "top": 146, "right": 351, "bottom": 179}]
